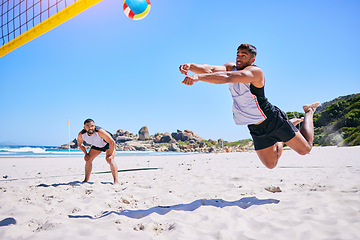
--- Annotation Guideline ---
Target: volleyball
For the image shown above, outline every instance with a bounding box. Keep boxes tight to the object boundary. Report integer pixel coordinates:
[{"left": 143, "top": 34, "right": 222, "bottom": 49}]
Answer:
[{"left": 123, "top": 0, "right": 151, "bottom": 20}]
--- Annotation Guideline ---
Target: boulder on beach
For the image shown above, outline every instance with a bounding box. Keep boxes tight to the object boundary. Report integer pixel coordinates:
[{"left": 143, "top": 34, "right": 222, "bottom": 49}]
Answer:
[
  {"left": 160, "top": 132, "right": 173, "bottom": 143},
  {"left": 138, "top": 126, "right": 150, "bottom": 141},
  {"left": 115, "top": 136, "right": 133, "bottom": 143}
]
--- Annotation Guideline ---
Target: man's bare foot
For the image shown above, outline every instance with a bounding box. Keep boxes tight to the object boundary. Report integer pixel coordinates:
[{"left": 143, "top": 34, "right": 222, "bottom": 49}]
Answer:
[
  {"left": 303, "top": 101, "right": 320, "bottom": 113},
  {"left": 290, "top": 117, "right": 304, "bottom": 126}
]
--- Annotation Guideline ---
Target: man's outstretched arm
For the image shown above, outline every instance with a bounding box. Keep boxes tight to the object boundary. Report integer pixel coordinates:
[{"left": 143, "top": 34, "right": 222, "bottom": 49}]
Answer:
[
  {"left": 179, "top": 62, "right": 234, "bottom": 75},
  {"left": 182, "top": 66, "right": 264, "bottom": 86}
]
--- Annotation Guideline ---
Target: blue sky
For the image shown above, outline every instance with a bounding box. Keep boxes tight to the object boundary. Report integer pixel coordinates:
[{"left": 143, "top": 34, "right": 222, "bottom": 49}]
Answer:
[{"left": 1, "top": 0, "right": 359, "bottom": 146}]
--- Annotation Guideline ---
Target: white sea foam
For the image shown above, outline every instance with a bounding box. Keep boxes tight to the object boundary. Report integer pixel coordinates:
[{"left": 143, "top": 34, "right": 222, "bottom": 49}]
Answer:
[
  {"left": 0, "top": 146, "right": 46, "bottom": 154},
  {"left": 0, "top": 146, "right": 193, "bottom": 157}
]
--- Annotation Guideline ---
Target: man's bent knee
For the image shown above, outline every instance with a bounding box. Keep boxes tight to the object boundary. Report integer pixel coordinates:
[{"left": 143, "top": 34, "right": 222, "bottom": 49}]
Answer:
[
  {"left": 257, "top": 153, "right": 279, "bottom": 169},
  {"left": 263, "top": 161, "right": 277, "bottom": 169},
  {"left": 297, "top": 144, "right": 312, "bottom": 155},
  {"left": 106, "top": 157, "right": 115, "bottom": 165},
  {"left": 256, "top": 144, "right": 281, "bottom": 169}
]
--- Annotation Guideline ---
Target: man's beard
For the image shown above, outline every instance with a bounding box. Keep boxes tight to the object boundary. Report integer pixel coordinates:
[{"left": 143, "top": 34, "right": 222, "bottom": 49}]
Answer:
[{"left": 236, "top": 60, "right": 252, "bottom": 70}]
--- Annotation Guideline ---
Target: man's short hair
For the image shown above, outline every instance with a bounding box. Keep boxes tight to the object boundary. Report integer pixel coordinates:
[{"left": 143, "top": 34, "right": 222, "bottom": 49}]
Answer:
[
  {"left": 84, "top": 118, "right": 95, "bottom": 125},
  {"left": 238, "top": 44, "right": 257, "bottom": 58}
]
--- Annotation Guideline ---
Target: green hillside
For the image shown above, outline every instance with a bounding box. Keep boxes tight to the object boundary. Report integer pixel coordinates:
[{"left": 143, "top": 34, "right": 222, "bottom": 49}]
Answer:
[
  {"left": 313, "top": 93, "right": 360, "bottom": 146},
  {"left": 287, "top": 93, "right": 360, "bottom": 146}
]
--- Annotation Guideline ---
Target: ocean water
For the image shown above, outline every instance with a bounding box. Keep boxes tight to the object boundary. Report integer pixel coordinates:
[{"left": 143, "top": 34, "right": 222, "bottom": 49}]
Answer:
[{"left": 0, "top": 145, "right": 191, "bottom": 157}]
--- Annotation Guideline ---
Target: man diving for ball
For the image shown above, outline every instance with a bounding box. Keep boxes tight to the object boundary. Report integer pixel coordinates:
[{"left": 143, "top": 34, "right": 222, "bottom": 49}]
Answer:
[{"left": 180, "top": 44, "right": 319, "bottom": 169}]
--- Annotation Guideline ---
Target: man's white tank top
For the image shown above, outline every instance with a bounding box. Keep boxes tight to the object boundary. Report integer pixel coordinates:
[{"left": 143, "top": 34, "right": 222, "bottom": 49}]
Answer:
[
  {"left": 229, "top": 67, "right": 267, "bottom": 125},
  {"left": 81, "top": 127, "right": 108, "bottom": 148}
]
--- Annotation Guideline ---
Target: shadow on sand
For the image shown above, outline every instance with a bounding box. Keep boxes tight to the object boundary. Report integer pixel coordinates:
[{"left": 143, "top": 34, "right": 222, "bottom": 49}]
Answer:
[
  {"left": 0, "top": 217, "right": 16, "bottom": 227},
  {"left": 37, "top": 181, "right": 114, "bottom": 187},
  {"left": 37, "top": 181, "right": 116, "bottom": 187},
  {"left": 68, "top": 197, "right": 280, "bottom": 220},
  {"left": 37, "top": 181, "right": 94, "bottom": 187}
]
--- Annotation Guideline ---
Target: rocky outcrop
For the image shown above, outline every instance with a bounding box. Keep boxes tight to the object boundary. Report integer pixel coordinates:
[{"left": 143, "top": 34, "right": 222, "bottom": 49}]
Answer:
[
  {"left": 61, "top": 138, "right": 85, "bottom": 149},
  {"left": 160, "top": 132, "right": 173, "bottom": 143},
  {"left": 169, "top": 143, "right": 180, "bottom": 152},
  {"left": 115, "top": 136, "right": 133, "bottom": 143},
  {"left": 59, "top": 126, "right": 253, "bottom": 153},
  {"left": 171, "top": 130, "right": 202, "bottom": 142},
  {"left": 138, "top": 126, "right": 150, "bottom": 141}
]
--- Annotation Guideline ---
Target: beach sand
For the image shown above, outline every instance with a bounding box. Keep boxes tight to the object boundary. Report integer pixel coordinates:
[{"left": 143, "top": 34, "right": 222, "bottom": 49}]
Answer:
[{"left": 0, "top": 146, "right": 359, "bottom": 240}]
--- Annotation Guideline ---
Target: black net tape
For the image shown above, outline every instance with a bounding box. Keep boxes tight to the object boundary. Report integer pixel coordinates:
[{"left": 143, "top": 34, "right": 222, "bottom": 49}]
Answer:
[{"left": 0, "top": 0, "right": 77, "bottom": 47}]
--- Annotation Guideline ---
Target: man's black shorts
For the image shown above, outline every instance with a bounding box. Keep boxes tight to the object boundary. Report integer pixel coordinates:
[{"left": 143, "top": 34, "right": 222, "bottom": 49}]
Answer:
[
  {"left": 248, "top": 106, "right": 298, "bottom": 150},
  {"left": 90, "top": 143, "right": 110, "bottom": 152}
]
